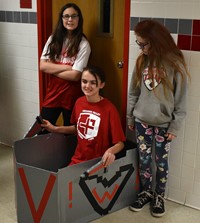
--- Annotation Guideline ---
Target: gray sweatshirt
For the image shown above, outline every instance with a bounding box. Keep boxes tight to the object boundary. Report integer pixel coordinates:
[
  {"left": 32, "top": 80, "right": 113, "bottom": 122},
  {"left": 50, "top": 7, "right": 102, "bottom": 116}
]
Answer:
[{"left": 127, "top": 64, "right": 188, "bottom": 136}]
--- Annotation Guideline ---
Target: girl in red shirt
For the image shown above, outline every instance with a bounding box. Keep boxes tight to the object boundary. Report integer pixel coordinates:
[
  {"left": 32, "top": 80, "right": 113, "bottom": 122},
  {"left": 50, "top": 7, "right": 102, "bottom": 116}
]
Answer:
[
  {"left": 41, "top": 66, "right": 126, "bottom": 167},
  {"left": 40, "top": 3, "right": 91, "bottom": 127}
]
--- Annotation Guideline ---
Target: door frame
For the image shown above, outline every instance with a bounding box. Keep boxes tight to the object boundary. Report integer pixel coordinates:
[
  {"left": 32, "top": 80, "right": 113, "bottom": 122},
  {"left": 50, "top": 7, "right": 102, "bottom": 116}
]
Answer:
[
  {"left": 37, "top": 0, "right": 52, "bottom": 108},
  {"left": 121, "top": 0, "right": 130, "bottom": 129},
  {"left": 37, "top": 0, "right": 130, "bottom": 130}
]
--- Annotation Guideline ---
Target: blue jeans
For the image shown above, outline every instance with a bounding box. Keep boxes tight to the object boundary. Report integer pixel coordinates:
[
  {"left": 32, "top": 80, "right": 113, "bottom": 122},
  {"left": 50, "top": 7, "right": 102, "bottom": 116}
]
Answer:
[{"left": 135, "top": 121, "right": 170, "bottom": 195}]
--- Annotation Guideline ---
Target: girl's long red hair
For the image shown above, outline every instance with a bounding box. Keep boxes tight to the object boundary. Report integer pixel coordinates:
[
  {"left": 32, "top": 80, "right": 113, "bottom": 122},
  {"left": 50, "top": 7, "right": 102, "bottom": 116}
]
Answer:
[{"left": 133, "top": 20, "right": 190, "bottom": 98}]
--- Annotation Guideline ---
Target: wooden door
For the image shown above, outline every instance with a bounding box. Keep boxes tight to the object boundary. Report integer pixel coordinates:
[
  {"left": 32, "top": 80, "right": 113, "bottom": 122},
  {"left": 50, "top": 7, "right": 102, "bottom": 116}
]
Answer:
[{"left": 39, "top": 0, "right": 130, "bottom": 128}]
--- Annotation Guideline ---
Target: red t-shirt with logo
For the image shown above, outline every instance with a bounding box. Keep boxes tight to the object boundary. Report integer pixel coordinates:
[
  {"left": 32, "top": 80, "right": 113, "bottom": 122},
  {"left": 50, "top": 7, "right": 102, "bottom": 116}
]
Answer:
[
  {"left": 69, "top": 96, "right": 126, "bottom": 164},
  {"left": 41, "top": 36, "right": 91, "bottom": 110},
  {"left": 42, "top": 73, "right": 82, "bottom": 110}
]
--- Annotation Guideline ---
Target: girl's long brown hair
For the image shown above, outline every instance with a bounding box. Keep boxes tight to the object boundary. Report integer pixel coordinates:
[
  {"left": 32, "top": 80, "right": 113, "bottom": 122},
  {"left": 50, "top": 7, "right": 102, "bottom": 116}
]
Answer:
[
  {"left": 133, "top": 19, "right": 190, "bottom": 97},
  {"left": 45, "top": 3, "right": 85, "bottom": 60}
]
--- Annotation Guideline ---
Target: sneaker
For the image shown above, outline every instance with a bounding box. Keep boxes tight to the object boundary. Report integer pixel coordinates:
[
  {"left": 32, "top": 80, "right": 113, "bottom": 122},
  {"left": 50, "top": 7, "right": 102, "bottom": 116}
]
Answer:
[
  {"left": 151, "top": 193, "right": 165, "bottom": 217},
  {"left": 129, "top": 190, "right": 153, "bottom": 212}
]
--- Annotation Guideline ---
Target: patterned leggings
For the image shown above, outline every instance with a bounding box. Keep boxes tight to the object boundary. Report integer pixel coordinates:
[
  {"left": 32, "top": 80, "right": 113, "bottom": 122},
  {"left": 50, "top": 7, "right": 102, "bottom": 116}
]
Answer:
[{"left": 135, "top": 121, "right": 171, "bottom": 195}]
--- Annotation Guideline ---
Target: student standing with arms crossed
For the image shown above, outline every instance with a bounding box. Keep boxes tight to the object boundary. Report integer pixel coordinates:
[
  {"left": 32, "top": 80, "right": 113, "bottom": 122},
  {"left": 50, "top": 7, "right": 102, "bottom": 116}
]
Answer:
[
  {"left": 41, "top": 65, "right": 126, "bottom": 167},
  {"left": 127, "top": 20, "right": 190, "bottom": 217},
  {"left": 40, "top": 3, "right": 91, "bottom": 127}
]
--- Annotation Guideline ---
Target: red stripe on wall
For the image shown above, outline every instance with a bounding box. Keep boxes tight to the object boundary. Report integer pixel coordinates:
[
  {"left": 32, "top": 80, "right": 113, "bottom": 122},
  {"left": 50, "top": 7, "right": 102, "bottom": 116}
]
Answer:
[{"left": 20, "top": 0, "right": 32, "bottom": 9}]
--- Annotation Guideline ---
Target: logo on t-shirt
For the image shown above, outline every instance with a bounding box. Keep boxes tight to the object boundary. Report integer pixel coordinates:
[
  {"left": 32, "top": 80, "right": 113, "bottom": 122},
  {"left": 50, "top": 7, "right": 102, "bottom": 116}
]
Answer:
[
  {"left": 77, "top": 111, "right": 101, "bottom": 140},
  {"left": 143, "top": 67, "right": 161, "bottom": 91}
]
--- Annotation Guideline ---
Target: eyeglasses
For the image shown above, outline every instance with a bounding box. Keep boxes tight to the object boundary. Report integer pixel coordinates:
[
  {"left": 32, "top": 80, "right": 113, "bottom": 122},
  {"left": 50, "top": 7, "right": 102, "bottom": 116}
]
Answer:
[
  {"left": 62, "top": 14, "right": 79, "bottom": 20},
  {"left": 135, "top": 40, "right": 149, "bottom": 49}
]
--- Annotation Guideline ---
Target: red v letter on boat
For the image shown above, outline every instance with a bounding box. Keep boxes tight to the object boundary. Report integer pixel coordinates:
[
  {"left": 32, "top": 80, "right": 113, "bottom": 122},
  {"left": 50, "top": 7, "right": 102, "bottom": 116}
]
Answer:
[{"left": 18, "top": 168, "right": 56, "bottom": 223}]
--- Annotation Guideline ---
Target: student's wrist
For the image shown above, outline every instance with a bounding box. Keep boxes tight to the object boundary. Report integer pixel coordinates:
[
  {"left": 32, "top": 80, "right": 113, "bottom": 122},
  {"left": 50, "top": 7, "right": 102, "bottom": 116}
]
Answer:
[
  {"left": 105, "top": 148, "right": 115, "bottom": 155},
  {"left": 52, "top": 125, "right": 59, "bottom": 133}
]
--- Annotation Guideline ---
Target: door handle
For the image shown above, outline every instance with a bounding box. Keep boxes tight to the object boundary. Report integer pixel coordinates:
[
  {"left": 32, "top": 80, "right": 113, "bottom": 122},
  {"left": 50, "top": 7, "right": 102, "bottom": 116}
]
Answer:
[{"left": 117, "top": 61, "right": 124, "bottom": 68}]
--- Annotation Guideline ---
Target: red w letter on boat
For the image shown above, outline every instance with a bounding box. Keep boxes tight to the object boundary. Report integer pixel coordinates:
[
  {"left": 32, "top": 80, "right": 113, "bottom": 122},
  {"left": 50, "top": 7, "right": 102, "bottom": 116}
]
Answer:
[
  {"left": 18, "top": 168, "right": 56, "bottom": 223},
  {"left": 92, "top": 184, "right": 119, "bottom": 203}
]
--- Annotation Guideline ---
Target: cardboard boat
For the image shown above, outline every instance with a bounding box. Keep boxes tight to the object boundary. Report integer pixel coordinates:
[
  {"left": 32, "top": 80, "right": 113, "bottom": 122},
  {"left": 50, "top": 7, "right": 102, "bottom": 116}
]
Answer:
[{"left": 14, "top": 133, "right": 139, "bottom": 223}]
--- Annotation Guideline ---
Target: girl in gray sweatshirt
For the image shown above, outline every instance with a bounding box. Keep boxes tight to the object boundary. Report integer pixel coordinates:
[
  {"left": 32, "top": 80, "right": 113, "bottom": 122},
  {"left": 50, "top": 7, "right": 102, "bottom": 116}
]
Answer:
[{"left": 127, "top": 19, "right": 190, "bottom": 218}]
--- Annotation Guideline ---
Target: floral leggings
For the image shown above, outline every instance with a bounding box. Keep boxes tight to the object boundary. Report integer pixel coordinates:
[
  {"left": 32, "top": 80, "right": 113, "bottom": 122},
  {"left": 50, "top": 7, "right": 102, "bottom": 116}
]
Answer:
[{"left": 135, "top": 121, "right": 171, "bottom": 195}]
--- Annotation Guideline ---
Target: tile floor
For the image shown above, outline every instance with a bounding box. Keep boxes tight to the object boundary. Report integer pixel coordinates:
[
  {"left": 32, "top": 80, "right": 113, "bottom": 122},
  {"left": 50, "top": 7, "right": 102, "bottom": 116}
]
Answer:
[{"left": 0, "top": 143, "right": 200, "bottom": 223}]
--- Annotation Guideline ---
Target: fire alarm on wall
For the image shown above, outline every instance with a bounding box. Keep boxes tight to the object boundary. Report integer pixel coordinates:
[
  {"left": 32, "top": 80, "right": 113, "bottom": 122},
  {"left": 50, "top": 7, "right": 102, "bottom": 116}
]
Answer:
[{"left": 20, "top": 0, "right": 32, "bottom": 9}]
